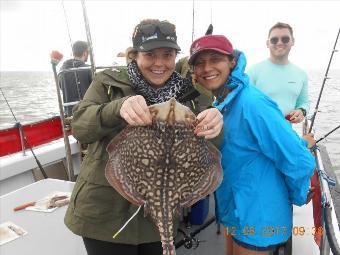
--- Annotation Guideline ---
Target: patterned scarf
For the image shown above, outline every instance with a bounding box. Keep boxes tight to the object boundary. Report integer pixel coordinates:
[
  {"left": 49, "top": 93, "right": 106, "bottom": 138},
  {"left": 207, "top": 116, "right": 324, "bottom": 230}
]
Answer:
[{"left": 127, "top": 61, "right": 192, "bottom": 105}]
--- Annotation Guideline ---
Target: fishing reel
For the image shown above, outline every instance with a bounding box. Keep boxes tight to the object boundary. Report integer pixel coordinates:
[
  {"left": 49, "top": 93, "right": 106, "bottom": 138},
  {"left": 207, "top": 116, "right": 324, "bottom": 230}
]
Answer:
[{"left": 177, "top": 229, "right": 205, "bottom": 249}]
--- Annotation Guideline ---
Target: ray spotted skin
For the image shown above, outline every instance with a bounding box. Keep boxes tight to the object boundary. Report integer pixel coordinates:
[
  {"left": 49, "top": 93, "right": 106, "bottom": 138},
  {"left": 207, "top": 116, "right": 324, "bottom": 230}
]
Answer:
[{"left": 105, "top": 98, "right": 222, "bottom": 255}]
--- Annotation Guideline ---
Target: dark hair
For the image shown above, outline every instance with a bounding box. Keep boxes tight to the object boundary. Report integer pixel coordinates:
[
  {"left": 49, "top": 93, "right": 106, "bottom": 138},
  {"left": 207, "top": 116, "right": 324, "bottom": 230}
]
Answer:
[
  {"left": 268, "top": 22, "right": 294, "bottom": 38},
  {"left": 226, "top": 54, "right": 234, "bottom": 62},
  {"left": 72, "top": 41, "right": 88, "bottom": 58},
  {"left": 191, "top": 52, "right": 235, "bottom": 68}
]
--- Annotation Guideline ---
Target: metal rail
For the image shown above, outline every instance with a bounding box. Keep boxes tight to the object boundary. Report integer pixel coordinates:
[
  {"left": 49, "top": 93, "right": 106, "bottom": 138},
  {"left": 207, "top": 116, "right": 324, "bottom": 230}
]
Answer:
[{"left": 315, "top": 146, "right": 340, "bottom": 255}]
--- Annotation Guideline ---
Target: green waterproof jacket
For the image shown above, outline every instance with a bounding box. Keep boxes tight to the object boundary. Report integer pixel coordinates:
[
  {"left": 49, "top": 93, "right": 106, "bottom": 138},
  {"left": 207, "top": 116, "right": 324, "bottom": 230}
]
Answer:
[{"left": 64, "top": 67, "right": 219, "bottom": 245}]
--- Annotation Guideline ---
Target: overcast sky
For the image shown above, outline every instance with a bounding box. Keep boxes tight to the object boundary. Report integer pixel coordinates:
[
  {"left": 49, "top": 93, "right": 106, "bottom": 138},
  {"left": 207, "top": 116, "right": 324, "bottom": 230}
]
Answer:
[{"left": 1, "top": 0, "right": 339, "bottom": 71}]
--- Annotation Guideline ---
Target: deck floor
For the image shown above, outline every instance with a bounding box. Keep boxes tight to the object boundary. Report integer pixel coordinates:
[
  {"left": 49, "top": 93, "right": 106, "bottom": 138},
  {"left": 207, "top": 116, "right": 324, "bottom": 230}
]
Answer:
[
  {"left": 176, "top": 216, "right": 224, "bottom": 255},
  {"left": 176, "top": 196, "right": 320, "bottom": 255},
  {"left": 176, "top": 196, "right": 223, "bottom": 255}
]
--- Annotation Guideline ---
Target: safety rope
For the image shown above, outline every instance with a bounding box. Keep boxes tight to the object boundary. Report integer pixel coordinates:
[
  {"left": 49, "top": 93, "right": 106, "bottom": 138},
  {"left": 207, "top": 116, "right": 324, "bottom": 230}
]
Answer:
[{"left": 112, "top": 205, "right": 142, "bottom": 239}]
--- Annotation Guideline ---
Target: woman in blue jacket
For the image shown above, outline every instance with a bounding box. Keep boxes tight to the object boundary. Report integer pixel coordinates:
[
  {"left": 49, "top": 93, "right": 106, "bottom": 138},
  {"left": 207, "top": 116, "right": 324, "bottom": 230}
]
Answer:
[{"left": 188, "top": 34, "right": 316, "bottom": 255}]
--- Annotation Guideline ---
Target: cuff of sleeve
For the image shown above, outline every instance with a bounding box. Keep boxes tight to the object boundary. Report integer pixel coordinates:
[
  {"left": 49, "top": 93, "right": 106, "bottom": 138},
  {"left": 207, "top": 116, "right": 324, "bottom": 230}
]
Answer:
[
  {"left": 298, "top": 108, "right": 307, "bottom": 117},
  {"left": 292, "top": 179, "right": 311, "bottom": 206},
  {"left": 301, "top": 138, "right": 308, "bottom": 148},
  {"left": 100, "top": 96, "right": 131, "bottom": 127}
]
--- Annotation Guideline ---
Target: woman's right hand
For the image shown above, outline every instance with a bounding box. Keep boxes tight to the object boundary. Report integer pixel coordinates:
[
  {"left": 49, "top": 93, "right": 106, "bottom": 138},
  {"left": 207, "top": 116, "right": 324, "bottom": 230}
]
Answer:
[
  {"left": 195, "top": 108, "right": 223, "bottom": 139},
  {"left": 120, "top": 95, "right": 152, "bottom": 126}
]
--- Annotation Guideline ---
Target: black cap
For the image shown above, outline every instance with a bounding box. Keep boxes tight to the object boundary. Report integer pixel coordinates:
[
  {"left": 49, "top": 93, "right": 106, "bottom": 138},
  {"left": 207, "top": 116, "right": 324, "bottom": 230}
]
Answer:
[{"left": 132, "top": 20, "right": 181, "bottom": 52}]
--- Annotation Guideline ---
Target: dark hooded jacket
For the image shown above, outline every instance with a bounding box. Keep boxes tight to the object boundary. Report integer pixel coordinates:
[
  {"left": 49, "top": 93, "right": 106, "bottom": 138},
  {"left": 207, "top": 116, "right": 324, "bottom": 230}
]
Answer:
[
  {"left": 64, "top": 67, "right": 221, "bottom": 245},
  {"left": 59, "top": 59, "right": 92, "bottom": 116}
]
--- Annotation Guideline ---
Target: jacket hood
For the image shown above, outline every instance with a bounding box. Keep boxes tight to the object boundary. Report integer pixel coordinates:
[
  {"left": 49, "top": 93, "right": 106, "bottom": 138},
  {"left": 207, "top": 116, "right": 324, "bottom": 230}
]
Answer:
[{"left": 213, "top": 50, "right": 250, "bottom": 112}]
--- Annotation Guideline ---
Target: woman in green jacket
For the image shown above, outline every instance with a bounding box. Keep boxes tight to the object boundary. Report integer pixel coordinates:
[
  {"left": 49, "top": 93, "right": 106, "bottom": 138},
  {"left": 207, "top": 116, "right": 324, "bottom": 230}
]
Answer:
[{"left": 64, "top": 19, "right": 223, "bottom": 255}]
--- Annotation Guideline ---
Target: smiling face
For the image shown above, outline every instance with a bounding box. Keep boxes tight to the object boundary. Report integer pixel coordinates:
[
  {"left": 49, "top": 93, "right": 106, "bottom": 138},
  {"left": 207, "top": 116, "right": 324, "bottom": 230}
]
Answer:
[
  {"left": 267, "top": 28, "right": 294, "bottom": 63},
  {"left": 135, "top": 48, "right": 177, "bottom": 87},
  {"left": 193, "top": 50, "right": 235, "bottom": 93}
]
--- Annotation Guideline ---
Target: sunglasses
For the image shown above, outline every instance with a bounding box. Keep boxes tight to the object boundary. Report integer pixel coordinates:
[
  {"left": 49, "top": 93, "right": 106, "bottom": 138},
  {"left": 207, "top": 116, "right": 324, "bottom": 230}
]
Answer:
[
  {"left": 138, "top": 22, "right": 176, "bottom": 38},
  {"left": 269, "top": 36, "right": 290, "bottom": 45}
]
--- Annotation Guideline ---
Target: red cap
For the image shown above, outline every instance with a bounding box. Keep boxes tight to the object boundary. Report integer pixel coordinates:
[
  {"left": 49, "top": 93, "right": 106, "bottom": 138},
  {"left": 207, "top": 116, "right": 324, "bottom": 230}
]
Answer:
[{"left": 189, "top": 35, "right": 233, "bottom": 65}]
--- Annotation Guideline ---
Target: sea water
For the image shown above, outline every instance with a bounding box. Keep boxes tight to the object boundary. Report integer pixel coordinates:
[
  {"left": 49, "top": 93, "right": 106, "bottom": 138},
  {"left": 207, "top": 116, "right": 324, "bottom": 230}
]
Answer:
[{"left": 0, "top": 70, "right": 339, "bottom": 168}]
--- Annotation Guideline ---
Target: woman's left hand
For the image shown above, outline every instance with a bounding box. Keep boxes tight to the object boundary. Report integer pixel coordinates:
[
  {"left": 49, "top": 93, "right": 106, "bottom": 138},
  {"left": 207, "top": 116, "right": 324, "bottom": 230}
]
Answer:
[{"left": 194, "top": 108, "right": 223, "bottom": 139}]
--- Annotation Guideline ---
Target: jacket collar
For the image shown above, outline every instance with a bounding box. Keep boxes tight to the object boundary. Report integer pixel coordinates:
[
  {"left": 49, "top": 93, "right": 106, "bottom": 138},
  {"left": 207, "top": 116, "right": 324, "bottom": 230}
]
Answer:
[
  {"left": 213, "top": 50, "right": 249, "bottom": 112},
  {"left": 102, "top": 67, "right": 131, "bottom": 86}
]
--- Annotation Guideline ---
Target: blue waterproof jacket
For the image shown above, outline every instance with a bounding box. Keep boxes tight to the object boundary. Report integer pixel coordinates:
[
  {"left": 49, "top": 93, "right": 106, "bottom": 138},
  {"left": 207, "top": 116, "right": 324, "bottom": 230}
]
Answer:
[{"left": 213, "top": 50, "right": 316, "bottom": 247}]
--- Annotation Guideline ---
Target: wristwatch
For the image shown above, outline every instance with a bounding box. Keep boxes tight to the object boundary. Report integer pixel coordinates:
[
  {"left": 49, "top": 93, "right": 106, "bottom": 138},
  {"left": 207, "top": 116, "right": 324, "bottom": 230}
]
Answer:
[{"left": 299, "top": 108, "right": 306, "bottom": 117}]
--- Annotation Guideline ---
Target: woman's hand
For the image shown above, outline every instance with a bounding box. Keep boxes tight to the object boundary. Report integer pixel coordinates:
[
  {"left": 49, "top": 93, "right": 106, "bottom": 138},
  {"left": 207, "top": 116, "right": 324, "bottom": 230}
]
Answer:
[
  {"left": 120, "top": 95, "right": 152, "bottom": 126},
  {"left": 194, "top": 108, "right": 223, "bottom": 139}
]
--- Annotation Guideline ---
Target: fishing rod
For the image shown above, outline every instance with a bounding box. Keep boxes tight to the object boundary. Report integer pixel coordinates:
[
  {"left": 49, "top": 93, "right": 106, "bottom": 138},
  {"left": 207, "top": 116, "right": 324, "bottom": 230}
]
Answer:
[
  {"left": 81, "top": 0, "right": 96, "bottom": 77},
  {"left": 191, "top": 0, "right": 195, "bottom": 42},
  {"left": 0, "top": 87, "right": 48, "bottom": 179},
  {"left": 60, "top": 0, "right": 84, "bottom": 103},
  {"left": 308, "top": 28, "right": 340, "bottom": 133},
  {"left": 61, "top": 0, "right": 73, "bottom": 51},
  {"left": 205, "top": 24, "right": 213, "bottom": 35},
  {"left": 316, "top": 124, "right": 340, "bottom": 143}
]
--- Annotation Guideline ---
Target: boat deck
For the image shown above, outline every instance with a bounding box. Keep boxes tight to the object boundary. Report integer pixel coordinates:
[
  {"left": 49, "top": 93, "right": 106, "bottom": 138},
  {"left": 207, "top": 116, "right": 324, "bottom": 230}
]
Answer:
[
  {"left": 176, "top": 196, "right": 320, "bottom": 255},
  {"left": 176, "top": 145, "right": 339, "bottom": 255},
  {"left": 1, "top": 144, "right": 337, "bottom": 255}
]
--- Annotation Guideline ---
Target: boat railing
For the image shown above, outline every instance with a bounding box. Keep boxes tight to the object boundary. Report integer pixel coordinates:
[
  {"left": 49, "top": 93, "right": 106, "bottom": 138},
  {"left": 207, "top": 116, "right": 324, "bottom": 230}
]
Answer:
[
  {"left": 16, "top": 122, "right": 26, "bottom": 156},
  {"left": 315, "top": 145, "right": 340, "bottom": 255},
  {"left": 57, "top": 65, "right": 123, "bottom": 110},
  {"left": 62, "top": 101, "right": 79, "bottom": 107},
  {"left": 303, "top": 118, "right": 340, "bottom": 255},
  {"left": 57, "top": 65, "right": 120, "bottom": 76},
  {"left": 0, "top": 116, "right": 64, "bottom": 157}
]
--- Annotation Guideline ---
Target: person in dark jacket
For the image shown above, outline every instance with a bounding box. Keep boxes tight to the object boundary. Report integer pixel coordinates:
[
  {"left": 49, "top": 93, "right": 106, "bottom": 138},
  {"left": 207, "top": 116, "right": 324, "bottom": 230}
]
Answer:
[
  {"left": 64, "top": 19, "right": 223, "bottom": 255},
  {"left": 59, "top": 40, "right": 92, "bottom": 117}
]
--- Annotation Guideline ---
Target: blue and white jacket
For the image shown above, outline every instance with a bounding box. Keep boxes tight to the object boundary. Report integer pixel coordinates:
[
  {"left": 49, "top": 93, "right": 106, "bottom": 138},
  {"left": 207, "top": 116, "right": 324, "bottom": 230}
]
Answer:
[{"left": 213, "top": 50, "right": 315, "bottom": 247}]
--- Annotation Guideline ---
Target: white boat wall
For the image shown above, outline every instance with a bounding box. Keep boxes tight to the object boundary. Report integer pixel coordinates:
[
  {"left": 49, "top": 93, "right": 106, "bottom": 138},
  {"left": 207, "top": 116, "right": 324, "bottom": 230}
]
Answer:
[{"left": 0, "top": 117, "right": 82, "bottom": 195}]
